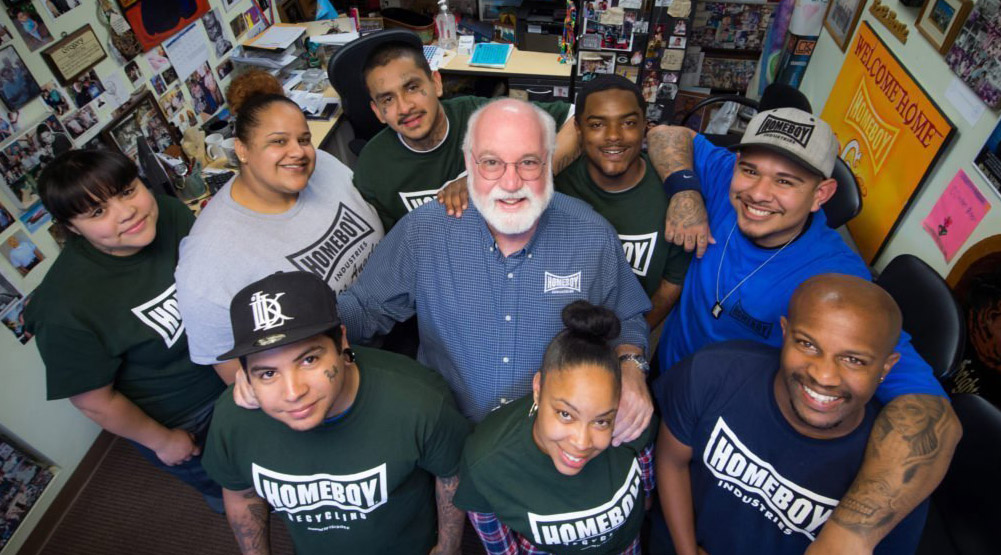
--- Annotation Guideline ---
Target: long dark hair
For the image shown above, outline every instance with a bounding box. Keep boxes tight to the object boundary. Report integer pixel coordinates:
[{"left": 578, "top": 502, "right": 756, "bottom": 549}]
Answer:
[{"left": 37, "top": 149, "right": 139, "bottom": 234}]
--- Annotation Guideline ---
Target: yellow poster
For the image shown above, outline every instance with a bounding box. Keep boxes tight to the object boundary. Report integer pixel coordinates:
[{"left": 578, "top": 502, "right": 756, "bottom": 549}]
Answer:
[{"left": 821, "top": 22, "right": 955, "bottom": 262}]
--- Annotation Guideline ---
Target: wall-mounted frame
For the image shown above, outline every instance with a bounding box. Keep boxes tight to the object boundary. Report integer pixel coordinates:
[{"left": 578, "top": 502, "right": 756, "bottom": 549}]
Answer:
[
  {"left": 102, "top": 90, "right": 182, "bottom": 165},
  {"left": 824, "top": 0, "right": 867, "bottom": 51},
  {"left": 916, "top": 0, "right": 973, "bottom": 54},
  {"left": 40, "top": 25, "right": 108, "bottom": 86}
]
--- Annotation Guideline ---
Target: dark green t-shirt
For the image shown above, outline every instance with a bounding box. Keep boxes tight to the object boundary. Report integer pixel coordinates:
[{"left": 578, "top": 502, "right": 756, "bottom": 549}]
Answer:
[
  {"left": 202, "top": 346, "right": 472, "bottom": 555},
  {"left": 25, "top": 195, "right": 224, "bottom": 428},
  {"left": 354, "top": 95, "right": 572, "bottom": 231},
  {"left": 454, "top": 395, "right": 655, "bottom": 554},
  {"left": 555, "top": 154, "right": 691, "bottom": 296}
]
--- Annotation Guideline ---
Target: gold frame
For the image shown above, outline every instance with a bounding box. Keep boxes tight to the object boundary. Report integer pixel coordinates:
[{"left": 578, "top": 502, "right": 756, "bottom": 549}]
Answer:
[
  {"left": 916, "top": 0, "right": 973, "bottom": 54},
  {"left": 823, "top": 0, "right": 867, "bottom": 52}
]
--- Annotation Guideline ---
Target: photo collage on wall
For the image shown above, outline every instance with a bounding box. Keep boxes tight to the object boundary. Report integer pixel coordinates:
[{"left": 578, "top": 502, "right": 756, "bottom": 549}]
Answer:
[
  {"left": 578, "top": 1, "right": 648, "bottom": 85},
  {"left": 636, "top": 0, "right": 695, "bottom": 125},
  {"left": 945, "top": 0, "right": 1001, "bottom": 108},
  {"left": 0, "top": 0, "right": 271, "bottom": 345},
  {"left": 0, "top": 431, "right": 55, "bottom": 548}
]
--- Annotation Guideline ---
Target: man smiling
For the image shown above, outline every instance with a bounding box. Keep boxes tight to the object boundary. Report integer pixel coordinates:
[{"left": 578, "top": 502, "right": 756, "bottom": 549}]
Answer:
[
  {"left": 354, "top": 39, "right": 575, "bottom": 231},
  {"left": 202, "top": 271, "right": 471, "bottom": 555},
  {"left": 555, "top": 76, "right": 690, "bottom": 329},
  {"left": 653, "top": 274, "right": 927, "bottom": 554}
]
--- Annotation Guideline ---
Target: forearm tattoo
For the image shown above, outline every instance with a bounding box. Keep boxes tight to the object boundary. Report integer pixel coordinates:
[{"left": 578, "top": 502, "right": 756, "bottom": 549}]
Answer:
[
  {"left": 230, "top": 491, "right": 270, "bottom": 555},
  {"left": 830, "top": 395, "right": 955, "bottom": 537},
  {"left": 647, "top": 127, "right": 695, "bottom": 179},
  {"left": 432, "top": 474, "right": 464, "bottom": 554}
]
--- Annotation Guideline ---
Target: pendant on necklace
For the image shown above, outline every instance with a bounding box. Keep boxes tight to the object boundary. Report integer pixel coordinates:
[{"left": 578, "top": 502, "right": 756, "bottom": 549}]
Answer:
[{"left": 711, "top": 301, "right": 723, "bottom": 319}]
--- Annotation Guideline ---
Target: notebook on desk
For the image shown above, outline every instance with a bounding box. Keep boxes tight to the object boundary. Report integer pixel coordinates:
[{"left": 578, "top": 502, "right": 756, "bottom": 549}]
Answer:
[{"left": 468, "top": 43, "right": 513, "bottom": 68}]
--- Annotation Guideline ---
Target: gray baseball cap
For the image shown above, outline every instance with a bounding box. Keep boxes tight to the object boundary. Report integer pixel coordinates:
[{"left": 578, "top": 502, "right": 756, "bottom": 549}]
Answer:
[{"left": 736, "top": 107, "right": 839, "bottom": 179}]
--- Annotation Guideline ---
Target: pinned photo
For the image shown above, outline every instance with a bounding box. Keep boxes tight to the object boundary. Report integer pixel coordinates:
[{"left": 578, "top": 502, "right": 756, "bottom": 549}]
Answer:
[
  {"left": 19, "top": 202, "right": 50, "bottom": 233},
  {"left": 6, "top": 3, "right": 52, "bottom": 50},
  {"left": 202, "top": 8, "right": 233, "bottom": 58},
  {"left": 125, "top": 61, "right": 143, "bottom": 85},
  {"left": 62, "top": 105, "right": 100, "bottom": 140},
  {"left": 0, "top": 45, "right": 41, "bottom": 110},
  {"left": 1, "top": 293, "right": 33, "bottom": 344},
  {"left": 40, "top": 0, "right": 82, "bottom": 20},
  {"left": 2, "top": 231, "right": 43, "bottom": 277},
  {"left": 185, "top": 62, "right": 224, "bottom": 121},
  {"left": 40, "top": 82, "right": 70, "bottom": 116},
  {"left": 68, "top": 69, "right": 106, "bottom": 109},
  {"left": 0, "top": 268, "right": 21, "bottom": 316},
  {"left": 578, "top": 51, "right": 616, "bottom": 81},
  {"left": 0, "top": 202, "right": 14, "bottom": 234}
]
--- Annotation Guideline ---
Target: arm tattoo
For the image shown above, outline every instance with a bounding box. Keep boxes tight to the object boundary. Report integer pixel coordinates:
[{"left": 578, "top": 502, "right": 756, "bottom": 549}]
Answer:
[
  {"left": 830, "top": 395, "right": 957, "bottom": 540},
  {"left": 666, "top": 192, "right": 708, "bottom": 230},
  {"left": 431, "top": 474, "right": 464, "bottom": 555},
  {"left": 229, "top": 491, "right": 270, "bottom": 555},
  {"left": 647, "top": 127, "right": 695, "bottom": 179}
]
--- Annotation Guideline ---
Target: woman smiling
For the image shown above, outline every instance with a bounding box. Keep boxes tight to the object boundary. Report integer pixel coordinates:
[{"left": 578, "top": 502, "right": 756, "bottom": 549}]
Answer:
[{"left": 454, "top": 301, "right": 656, "bottom": 554}]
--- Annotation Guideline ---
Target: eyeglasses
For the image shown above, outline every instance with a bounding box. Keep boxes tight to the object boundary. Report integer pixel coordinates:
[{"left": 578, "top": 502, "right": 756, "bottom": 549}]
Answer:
[{"left": 473, "top": 156, "right": 547, "bottom": 181}]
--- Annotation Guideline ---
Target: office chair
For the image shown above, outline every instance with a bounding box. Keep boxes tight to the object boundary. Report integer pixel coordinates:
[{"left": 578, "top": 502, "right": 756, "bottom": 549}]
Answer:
[
  {"left": 823, "top": 157, "right": 862, "bottom": 229},
  {"left": 680, "top": 83, "right": 812, "bottom": 148},
  {"left": 327, "top": 29, "right": 423, "bottom": 156},
  {"left": 875, "top": 254, "right": 966, "bottom": 380},
  {"left": 918, "top": 394, "right": 1001, "bottom": 555}
]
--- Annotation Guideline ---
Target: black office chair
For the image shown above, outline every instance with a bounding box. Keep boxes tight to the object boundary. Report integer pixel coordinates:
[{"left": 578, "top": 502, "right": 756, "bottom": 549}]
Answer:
[
  {"left": 327, "top": 29, "right": 423, "bottom": 156},
  {"left": 917, "top": 394, "right": 1001, "bottom": 555},
  {"left": 680, "top": 83, "right": 812, "bottom": 148},
  {"left": 875, "top": 254, "right": 966, "bottom": 380},
  {"left": 823, "top": 157, "right": 862, "bottom": 229}
]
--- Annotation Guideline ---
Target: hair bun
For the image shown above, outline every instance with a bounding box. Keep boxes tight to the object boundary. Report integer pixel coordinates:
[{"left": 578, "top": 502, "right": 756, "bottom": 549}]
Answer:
[
  {"left": 561, "top": 301, "right": 620, "bottom": 343},
  {"left": 225, "top": 69, "right": 285, "bottom": 115}
]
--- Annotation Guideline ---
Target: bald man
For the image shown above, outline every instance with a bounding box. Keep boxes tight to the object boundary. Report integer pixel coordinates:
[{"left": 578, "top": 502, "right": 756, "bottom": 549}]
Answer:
[{"left": 652, "top": 274, "right": 927, "bottom": 555}]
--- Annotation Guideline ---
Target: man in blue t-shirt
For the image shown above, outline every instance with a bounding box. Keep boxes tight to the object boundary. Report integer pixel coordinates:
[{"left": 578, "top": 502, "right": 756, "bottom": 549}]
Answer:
[
  {"left": 653, "top": 274, "right": 926, "bottom": 554},
  {"left": 645, "top": 108, "right": 960, "bottom": 552}
]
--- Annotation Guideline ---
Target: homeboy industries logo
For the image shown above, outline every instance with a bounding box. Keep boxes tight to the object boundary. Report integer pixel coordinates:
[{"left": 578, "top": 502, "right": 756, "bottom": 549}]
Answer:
[
  {"left": 619, "top": 232, "right": 658, "bottom": 277},
  {"left": 844, "top": 80, "right": 899, "bottom": 173},
  {"left": 249, "top": 291, "right": 293, "bottom": 331},
  {"left": 756, "top": 115, "right": 815, "bottom": 148},
  {"left": 252, "top": 463, "right": 389, "bottom": 525},
  {"left": 527, "top": 459, "right": 642, "bottom": 547},
  {"left": 287, "top": 204, "right": 376, "bottom": 282},
  {"left": 399, "top": 189, "right": 441, "bottom": 212},
  {"left": 544, "top": 271, "right": 582, "bottom": 294},
  {"left": 131, "top": 284, "right": 185, "bottom": 348},
  {"left": 703, "top": 418, "right": 838, "bottom": 540}
]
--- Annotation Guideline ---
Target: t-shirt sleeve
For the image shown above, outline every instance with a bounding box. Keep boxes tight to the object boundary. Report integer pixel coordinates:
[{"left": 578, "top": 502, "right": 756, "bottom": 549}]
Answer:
[
  {"left": 34, "top": 322, "right": 119, "bottom": 400},
  {"left": 661, "top": 243, "right": 692, "bottom": 285},
  {"left": 175, "top": 242, "right": 235, "bottom": 365},
  {"left": 452, "top": 453, "right": 494, "bottom": 513},
  {"left": 874, "top": 329, "right": 948, "bottom": 403},
  {"left": 532, "top": 100, "right": 572, "bottom": 126},
  {"left": 653, "top": 354, "right": 702, "bottom": 446},
  {"left": 692, "top": 133, "right": 737, "bottom": 218},
  {"left": 352, "top": 163, "right": 396, "bottom": 233},
  {"left": 417, "top": 397, "right": 473, "bottom": 479},
  {"left": 201, "top": 397, "right": 254, "bottom": 491}
]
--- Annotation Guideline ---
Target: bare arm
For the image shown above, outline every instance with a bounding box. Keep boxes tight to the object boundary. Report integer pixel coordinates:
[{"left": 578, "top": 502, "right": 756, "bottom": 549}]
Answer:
[
  {"left": 612, "top": 344, "right": 653, "bottom": 446},
  {"left": 656, "top": 421, "right": 699, "bottom": 555},
  {"left": 214, "top": 358, "right": 242, "bottom": 385},
  {"left": 646, "top": 125, "right": 714, "bottom": 257},
  {"left": 430, "top": 474, "right": 464, "bottom": 555},
  {"left": 223, "top": 488, "right": 271, "bottom": 555},
  {"left": 70, "top": 384, "right": 198, "bottom": 466},
  {"left": 807, "top": 394, "right": 961, "bottom": 553},
  {"left": 647, "top": 280, "right": 682, "bottom": 330},
  {"left": 552, "top": 116, "right": 581, "bottom": 175}
]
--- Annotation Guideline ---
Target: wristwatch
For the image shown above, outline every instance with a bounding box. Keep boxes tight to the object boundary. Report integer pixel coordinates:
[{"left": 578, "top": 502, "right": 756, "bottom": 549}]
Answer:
[{"left": 619, "top": 353, "right": 650, "bottom": 374}]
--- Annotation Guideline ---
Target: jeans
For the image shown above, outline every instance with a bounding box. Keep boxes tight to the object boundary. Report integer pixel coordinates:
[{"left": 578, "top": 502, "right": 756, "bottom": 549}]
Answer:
[{"left": 128, "top": 401, "right": 222, "bottom": 503}]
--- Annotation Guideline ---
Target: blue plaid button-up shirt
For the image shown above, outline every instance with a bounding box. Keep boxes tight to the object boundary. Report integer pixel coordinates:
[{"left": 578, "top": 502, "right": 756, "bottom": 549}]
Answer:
[{"left": 338, "top": 193, "right": 652, "bottom": 421}]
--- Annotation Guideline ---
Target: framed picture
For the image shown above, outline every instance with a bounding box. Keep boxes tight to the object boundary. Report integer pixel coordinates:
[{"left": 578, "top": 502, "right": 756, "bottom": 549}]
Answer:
[
  {"left": 945, "top": 0, "right": 1001, "bottom": 108},
  {"left": 824, "top": 0, "right": 866, "bottom": 51},
  {"left": 40, "top": 25, "right": 108, "bottom": 85},
  {"left": 917, "top": 0, "right": 973, "bottom": 54},
  {"left": 0, "top": 45, "right": 41, "bottom": 111},
  {"left": 102, "top": 90, "right": 182, "bottom": 164},
  {"left": 118, "top": 0, "right": 210, "bottom": 51}
]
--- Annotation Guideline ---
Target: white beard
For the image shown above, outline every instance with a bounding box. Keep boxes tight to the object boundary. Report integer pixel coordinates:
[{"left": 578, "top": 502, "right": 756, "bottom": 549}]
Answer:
[{"left": 468, "top": 173, "right": 554, "bottom": 236}]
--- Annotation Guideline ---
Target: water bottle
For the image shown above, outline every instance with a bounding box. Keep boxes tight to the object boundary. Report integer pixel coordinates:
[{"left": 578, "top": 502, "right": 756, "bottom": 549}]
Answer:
[{"left": 436, "top": 0, "right": 457, "bottom": 51}]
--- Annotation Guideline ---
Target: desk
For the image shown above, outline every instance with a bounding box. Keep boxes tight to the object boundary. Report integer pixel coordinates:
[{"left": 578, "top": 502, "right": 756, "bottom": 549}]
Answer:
[{"left": 439, "top": 48, "right": 571, "bottom": 79}]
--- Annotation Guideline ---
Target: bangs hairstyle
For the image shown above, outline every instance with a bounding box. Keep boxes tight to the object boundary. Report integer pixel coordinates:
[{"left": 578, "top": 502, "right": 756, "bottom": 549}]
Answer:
[
  {"left": 540, "top": 301, "right": 622, "bottom": 395},
  {"left": 574, "top": 74, "right": 646, "bottom": 122},
  {"left": 362, "top": 40, "right": 432, "bottom": 87},
  {"left": 38, "top": 149, "right": 138, "bottom": 224}
]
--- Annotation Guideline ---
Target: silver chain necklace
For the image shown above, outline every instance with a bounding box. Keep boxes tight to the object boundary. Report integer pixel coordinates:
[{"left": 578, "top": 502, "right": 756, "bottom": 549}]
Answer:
[{"left": 712, "top": 221, "right": 795, "bottom": 319}]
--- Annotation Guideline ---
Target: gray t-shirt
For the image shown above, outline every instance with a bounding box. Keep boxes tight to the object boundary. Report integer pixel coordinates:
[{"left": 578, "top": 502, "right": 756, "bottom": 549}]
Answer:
[{"left": 176, "top": 151, "right": 384, "bottom": 365}]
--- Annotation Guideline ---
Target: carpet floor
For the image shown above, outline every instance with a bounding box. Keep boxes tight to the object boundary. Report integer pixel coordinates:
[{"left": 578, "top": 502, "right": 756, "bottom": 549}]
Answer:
[{"left": 34, "top": 436, "right": 485, "bottom": 554}]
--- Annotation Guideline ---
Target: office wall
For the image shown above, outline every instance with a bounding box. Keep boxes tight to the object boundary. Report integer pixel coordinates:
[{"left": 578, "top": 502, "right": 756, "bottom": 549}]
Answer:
[
  {"left": 799, "top": 0, "right": 1001, "bottom": 276},
  {"left": 0, "top": 1, "right": 259, "bottom": 553}
]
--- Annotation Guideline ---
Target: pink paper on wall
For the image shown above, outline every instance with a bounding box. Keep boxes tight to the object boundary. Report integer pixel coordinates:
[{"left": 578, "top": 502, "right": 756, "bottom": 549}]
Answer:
[{"left": 922, "top": 170, "right": 992, "bottom": 263}]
